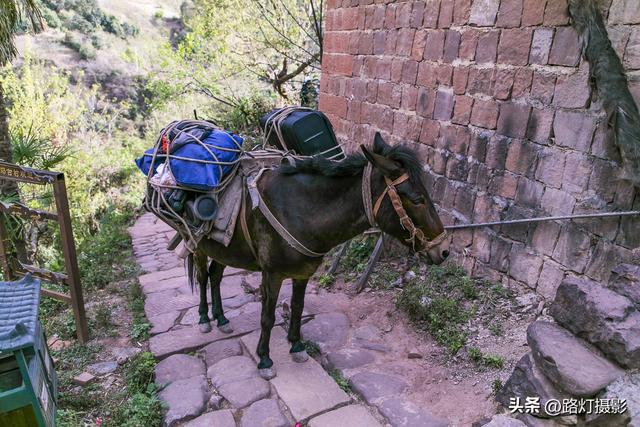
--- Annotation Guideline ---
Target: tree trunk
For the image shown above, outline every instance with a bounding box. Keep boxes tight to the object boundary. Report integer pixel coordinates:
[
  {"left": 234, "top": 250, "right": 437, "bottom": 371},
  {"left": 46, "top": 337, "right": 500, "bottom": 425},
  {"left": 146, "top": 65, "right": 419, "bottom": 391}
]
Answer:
[{"left": 0, "top": 79, "right": 28, "bottom": 264}]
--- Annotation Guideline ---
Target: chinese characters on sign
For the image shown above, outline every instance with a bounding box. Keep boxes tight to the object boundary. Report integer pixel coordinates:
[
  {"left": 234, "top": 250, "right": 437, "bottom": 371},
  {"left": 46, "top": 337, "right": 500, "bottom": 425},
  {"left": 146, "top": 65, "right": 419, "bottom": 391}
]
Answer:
[{"left": 508, "top": 397, "right": 628, "bottom": 416}]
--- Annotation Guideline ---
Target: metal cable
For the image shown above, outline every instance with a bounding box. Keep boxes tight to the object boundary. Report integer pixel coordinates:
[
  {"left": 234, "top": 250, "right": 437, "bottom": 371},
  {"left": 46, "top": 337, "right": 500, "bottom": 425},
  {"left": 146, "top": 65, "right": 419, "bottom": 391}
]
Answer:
[{"left": 445, "top": 210, "right": 640, "bottom": 230}]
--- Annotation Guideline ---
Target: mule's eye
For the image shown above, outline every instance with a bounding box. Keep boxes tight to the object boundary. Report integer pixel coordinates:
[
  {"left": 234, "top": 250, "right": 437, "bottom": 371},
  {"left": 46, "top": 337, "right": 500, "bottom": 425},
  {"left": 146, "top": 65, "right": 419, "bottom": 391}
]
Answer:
[{"left": 410, "top": 195, "right": 425, "bottom": 205}]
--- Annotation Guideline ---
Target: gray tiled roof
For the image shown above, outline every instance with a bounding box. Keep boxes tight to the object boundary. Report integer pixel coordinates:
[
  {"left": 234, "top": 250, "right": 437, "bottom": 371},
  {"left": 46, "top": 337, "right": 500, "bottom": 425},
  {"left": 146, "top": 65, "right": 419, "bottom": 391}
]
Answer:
[{"left": 0, "top": 274, "right": 41, "bottom": 353}]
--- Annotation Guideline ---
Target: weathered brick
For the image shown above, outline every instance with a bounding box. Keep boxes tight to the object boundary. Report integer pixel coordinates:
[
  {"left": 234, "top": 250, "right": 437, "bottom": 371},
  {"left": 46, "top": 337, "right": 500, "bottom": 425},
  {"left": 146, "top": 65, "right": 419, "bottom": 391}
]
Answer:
[
  {"left": 488, "top": 171, "right": 519, "bottom": 199},
  {"left": 469, "top": 0, "right": 500, "bottom": 26},
  {"left": 475, "top": 30, "right": 499, "bottom": 63},
  {"left": 459, "top": 29, "right": 479, "bottom": 60},
  {"left": 535, "top": 147, "right": 565, "bottom": 188},
  {"left": 443, "top": 30, "right": 461, "bottom": 63},
  {"left": 377, "top": 82, "right": 402, "bottom": 108},
  {"left": 526, "top": 108, "right": 554, "bottom": 144},
  {"left": 412, "top": 30, "right": 428, "bottom": 60},
  {"left": 444, "top": 124, "right": 471, "bottom": 155},
  {"left": 416, "top": 87, "right": 436, "bottom": 118},
  {"left": 552, "top": 224, "right": 592, "bottom": 274},
  {"left": 433, "top": 90, "right": 455, "bottom": 120},
  {"left": 393, "top": 111, "right": 410, "bottom": 138},
  {"left": 469, "top": 131, "right": 490, "bottom": 162},
  {"left": 553, "top": 65, "right": 591, "bottom": 108},
  {"left": 452, "top": 67, "right": 470, "bottom": 95},
  {"left": 324, "top": 54, "right": 354, "bottom": 76},
  {"left": 384, "top": 3, "right": 397, "bottom": 29},
  {"left": 372, "top": 58, "right": 389, "bottom": 79},
  {"left": 553, "top": 111, "right": 596, "bottom": 152},
  {"left": 448, "top": 156, "right": 472, "bottom": 182},
  {"left": 548, "top": 27, "right": 581, "bottom": 67},
  {"left": 391, "top": 59, "right": 404, "bottom": 82},
  {"left": 358, "top": 33, "right": 374, "bottom": 55},
  {"left": 474, "top": 193, "right": 503, "bottom": 223},
  {"left": 537, "top": 260, "right": 565, "bottom": 300},
  {"left": 512, "top": 68, "right": 533, "bottom": 98},
  {"left": 452, "top": 95, "right": 474, "bottom": 125},
  {"left": 416, "top": 62, "right": 437, "bottom": 87},
  {"left": 543, "top": 0, "right": 569, "bottom": 26},
  {"left": 584, "top": 240, "right": 621, "bottom": 282},
  {"left": 424, "top": 30, "right": 445, "bottom": 61},
  {"left": 401, "top": 85, "right": 419, "bottom": 111},
  {"left": 609, "top": 0, "right": 640, "bottom": 24},
  {"left": 472, "top": 230, "right": 492, "bottom": 263},
  {"left": 453, "top": 0, "right": 472, "bottom": 25},
  {"left": 530, "top": 71, "right": 556, "bottom": 105},
  {"left": 319, "top": 93, "right": 348, "bottom": 118},
  {"left": 515, "top": 177, "right": 544, "bottom": 208},
  {"left": 485, "top": 136, "right": 509, "bottom": 169},
  {"left": 497, "top": 102, "right": 531, "bottom": 138},
  {"left": 385, "top": 30, "right": 398, "bottom": 54},
  {"left": 395, "top": 2, "right": 413, "bottom": 28},
  {"left": 588, "top": 158, "right": 617, "bottom": 202},
  {"left": 436, "top": 64, "right": 453, "bottom": 85},
  {"left": 493, "top": 69, "right": 516, "bottom": 100},
  {"left": 608, "top": 25, "right": 633, "bottom": 59},
  {"left": 529, "top": 28, "right": 553, "bottom": 65},
  {"left": 423, "top": 0, "right": 441, "bottom": 28},
  {"left": 522, "top": 0, "right": 546, "bottom": 26},
  {"left": 561, "top": 152, "right": 593, "bottom": 194},
  {"left": 498, "top": 29, "right": 533, "bottom": 66},
  {"left": 365, "top": 81, "right": 378, "bottom": 103},
  {"left": 624, "top": 29, "right": 640, "bottom": 70},
  {"left": 509, "top": 247, "right": 543, "bottom": 287},
  {"left": 397, "top": 29, "right": 415, "bottom": 57},
  {"left": 496, "top": 0, "right": 523, "bottom": 28},
  {"left": 401, "top": 60, "right": 419, "bottom": 84},
  {"left": 489, "top": 235, "right": 512, "bottom": 273},
  {"left": 419, "top": 119, "right": 440, "bottom": 145},
  {"left": 347, "top": 100, "right": 362, "bottom": 123},
  {"left": 365, "top": 5, "right": 386, "bottom": 29},
  {"left": 438, "top": 0, "right": 454, "bottom": 28},
  {"left": 411, "top": 2, "right": 426, "bottom": 28},
  {"left": 467, "top": 68, "right": 495, "bottom": 96},
  {"left": 541, "top": 187, "right": 575, "bottom": 216},
  {"left": 617, "top": 197, "right": 640, "bottom": 248},
  {"left": 531, "top": 221, "right": 561, "bottom": 257},
  {"left": 590, "top": 122, "right": 621, "bottom": 162},
  {"left": 505, "top": 139, "right": 540, "bottom": 178},
  {"left": 470, "top": 99, "right": 499, "bottom": 129}
]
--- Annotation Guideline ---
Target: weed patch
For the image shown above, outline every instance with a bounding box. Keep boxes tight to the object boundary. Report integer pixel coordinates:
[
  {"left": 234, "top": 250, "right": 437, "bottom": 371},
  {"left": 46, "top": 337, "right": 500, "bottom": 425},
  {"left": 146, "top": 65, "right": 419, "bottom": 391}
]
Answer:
[
  {"left": 396, "top": 264, "right": 512, "bottom": 355},
  {"left": 329, "top": 369, "right": 350, "bottom": 393}
]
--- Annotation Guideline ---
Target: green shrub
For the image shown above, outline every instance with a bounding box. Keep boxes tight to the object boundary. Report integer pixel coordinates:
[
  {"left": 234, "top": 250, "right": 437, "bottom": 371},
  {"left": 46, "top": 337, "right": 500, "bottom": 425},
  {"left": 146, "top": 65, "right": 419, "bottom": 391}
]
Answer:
[
  {"left": 110, "top": 392, "right": 164, "bottom": 427},
  {"left": 125, "top": 352, "right": 156, "bottom": 394}
]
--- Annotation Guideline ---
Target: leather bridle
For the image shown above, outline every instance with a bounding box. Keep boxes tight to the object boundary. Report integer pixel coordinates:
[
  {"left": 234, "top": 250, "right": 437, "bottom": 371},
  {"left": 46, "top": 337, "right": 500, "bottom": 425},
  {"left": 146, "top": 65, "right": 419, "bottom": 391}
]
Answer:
[{"left": 362, "top": 163, "right": 447, "bottom": 252}]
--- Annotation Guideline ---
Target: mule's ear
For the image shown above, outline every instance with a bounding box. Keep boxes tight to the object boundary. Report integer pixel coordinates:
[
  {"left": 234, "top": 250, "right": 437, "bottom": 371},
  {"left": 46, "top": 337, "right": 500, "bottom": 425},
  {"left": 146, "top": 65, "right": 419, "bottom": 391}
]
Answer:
[
  {"left": 360, "top": 144, "right": 402, "bottom": 178},
  {"left": 373, "top": 132, "right": 388, "bottom": 154}
]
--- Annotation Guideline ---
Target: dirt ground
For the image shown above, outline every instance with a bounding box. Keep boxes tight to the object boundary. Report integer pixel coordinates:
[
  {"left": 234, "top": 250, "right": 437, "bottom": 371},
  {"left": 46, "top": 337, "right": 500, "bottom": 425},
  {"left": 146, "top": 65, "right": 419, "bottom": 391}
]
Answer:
[{"left": 317, "top": 264, "right": 537, "bottom": 427}]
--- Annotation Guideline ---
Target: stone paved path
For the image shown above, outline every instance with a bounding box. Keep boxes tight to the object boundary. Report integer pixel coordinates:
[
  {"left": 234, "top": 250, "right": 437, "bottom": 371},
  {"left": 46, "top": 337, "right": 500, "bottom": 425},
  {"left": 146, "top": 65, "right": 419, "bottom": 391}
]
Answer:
[{"left": 129, "top": 213, "right": 450, "bottom": 427}]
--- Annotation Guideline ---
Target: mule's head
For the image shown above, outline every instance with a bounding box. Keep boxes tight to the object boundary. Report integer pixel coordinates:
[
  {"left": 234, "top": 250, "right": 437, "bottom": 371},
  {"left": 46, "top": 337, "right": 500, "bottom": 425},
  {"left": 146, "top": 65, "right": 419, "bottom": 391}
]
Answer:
[{"left": 361, "top": 133, "right": 449, "bottom": 265}]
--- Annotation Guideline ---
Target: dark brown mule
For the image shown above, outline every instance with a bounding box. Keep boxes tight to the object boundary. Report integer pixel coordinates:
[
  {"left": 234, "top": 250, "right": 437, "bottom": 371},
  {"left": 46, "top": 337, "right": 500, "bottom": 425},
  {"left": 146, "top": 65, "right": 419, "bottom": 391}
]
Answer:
[{"left": 188, "top": 133, "right": 449, "bottom": 378}]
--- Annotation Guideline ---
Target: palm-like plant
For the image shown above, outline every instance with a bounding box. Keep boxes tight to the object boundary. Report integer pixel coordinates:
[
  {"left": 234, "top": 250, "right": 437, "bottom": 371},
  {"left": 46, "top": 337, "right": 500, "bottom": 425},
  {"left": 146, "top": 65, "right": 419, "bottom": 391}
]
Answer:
[{"left": 0, "top": 0, "right": 43, "bottom": 263}]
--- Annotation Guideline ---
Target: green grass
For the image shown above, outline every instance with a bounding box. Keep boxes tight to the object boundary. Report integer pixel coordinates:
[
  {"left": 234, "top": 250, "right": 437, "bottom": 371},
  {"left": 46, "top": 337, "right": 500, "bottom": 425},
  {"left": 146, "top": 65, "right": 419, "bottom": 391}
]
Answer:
[
  {"left": 396, "top": 264, "right": 512, "bottom": 354},
  {"left": 318, "top": 273, "right": 335, "bottom": 289},
  {"left": 128, "top": 281, "right": 150, "bottom": 342},
  {"left": 125, "top": 352, "right": 156, "bottom": 394},
  {"left": 492, "top": 379, "right": 504, "bottom": 395},
  {"left": 468, "top": 347, "right": 504, "bottom": 369},
  {"left": 329, "top": 369, "right": 350, "bottom": 393},
  {"left": 303, "top": 340, "right": 321, "bottom": 357}
]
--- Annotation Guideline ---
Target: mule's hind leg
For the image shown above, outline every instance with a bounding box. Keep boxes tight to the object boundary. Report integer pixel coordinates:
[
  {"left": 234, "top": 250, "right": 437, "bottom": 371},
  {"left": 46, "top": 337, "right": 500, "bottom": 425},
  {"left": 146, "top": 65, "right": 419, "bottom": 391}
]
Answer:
[
  {"left": 288, "top": 279, "right": 309, "bottom": 363},
  {"left": 256, "top": 271, "right": 283, "bottom": 379},
  {"left": 194, "top": 251, "right": 212, "bottom": 333},
  {"left": 208, "top": 260, "right": 232, "bottom": 333}
]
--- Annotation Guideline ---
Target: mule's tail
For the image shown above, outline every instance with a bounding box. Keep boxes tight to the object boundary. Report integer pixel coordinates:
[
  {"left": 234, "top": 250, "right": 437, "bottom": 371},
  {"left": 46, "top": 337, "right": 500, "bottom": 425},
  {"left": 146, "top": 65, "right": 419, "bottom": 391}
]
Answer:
[{"left": 185, "top": 252, "right": 197, "bottom": 293}]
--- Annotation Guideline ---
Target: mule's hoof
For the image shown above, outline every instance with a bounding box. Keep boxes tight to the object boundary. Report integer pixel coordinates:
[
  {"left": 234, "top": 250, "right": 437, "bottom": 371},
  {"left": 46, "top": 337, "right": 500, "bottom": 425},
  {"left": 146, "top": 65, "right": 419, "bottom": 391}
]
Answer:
[
  {"left": 259, "top": 367, "right": 277, "bottom": 380},
  {"left": 291, "top": 350, "right": 309, "bottom": 363},
  {"left": 218, "top": 323, "right": 233, "bottom": 334},
  {"left": 199, "top": 322, "right": 212, "bottom": 333}
]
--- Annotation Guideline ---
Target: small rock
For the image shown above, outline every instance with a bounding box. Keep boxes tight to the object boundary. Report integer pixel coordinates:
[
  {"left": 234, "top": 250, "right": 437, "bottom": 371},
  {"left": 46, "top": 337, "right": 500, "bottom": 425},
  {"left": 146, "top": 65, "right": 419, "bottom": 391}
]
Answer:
[
  {"left": 392, "top": 278, "right": 403, "bottom": 288},
  {"left": 407, "top": 348, "right": 423, "bottom": 359},
  {"left": 112, "top": 347, "right": 142, "bottom": 365},
  {"left": 403, "top": 270, "right": 416, "bottom": 283},
  {"left": 515, "top": 292, "right": 541, "bottom": 310},
  {"left": 240, "top": 399, "right": 288, "bottom": 427},
  {"left": 609, "top": 263, "right": 640, "bottom": 309},
  {"left": 208, "top": 394, "right": 224, "bottom": 410},
  {"left": 156, "top": 354, "right": 206, "bottom": 387},
  {"left": 349, "top": 371, "right": 408, "bottom": 405},
  {"left": 73, "top": 372, "right": 95, "bottom": 386},
  {"left": 527, "top": 321, "right": 624, "bottom": 396},
  {"left": 585, "top": 373, "right": 640, "bottom": 426},
  {"left": 86, "top": 361, "right": 118, "bottom": 376}
]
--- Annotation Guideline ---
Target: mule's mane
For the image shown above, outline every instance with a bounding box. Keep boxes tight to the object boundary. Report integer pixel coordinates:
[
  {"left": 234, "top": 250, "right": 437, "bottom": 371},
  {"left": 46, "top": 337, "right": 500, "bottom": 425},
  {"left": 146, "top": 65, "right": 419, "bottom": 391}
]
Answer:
[{"left": 280, "top": 144, "right": 426, "bottom": 186}]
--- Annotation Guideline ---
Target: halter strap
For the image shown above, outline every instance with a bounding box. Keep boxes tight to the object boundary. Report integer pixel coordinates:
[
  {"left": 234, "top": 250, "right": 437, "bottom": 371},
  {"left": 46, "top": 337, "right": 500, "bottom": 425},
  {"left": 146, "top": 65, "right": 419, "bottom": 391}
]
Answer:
[{"left": 362, "top": 165, "right": 448, "bottom": 251}]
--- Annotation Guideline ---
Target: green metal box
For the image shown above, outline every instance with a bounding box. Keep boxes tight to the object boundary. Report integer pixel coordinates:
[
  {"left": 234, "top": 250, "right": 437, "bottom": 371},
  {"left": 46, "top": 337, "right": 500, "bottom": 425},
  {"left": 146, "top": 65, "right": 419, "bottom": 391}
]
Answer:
[{"left": 0, "top": 275, "right": 57, "bottom": 427}]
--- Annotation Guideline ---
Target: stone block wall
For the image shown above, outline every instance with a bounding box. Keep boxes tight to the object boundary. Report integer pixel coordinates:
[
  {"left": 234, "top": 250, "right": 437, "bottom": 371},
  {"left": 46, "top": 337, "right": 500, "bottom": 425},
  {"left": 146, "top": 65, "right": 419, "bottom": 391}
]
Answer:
[{"left": 319, "top": 0, "right": 640, "bottom": 299}]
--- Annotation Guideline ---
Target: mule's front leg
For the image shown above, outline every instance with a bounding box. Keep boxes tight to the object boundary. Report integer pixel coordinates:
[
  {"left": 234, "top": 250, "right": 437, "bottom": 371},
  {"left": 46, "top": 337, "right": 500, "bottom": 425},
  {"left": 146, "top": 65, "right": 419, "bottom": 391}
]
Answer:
[
  {"left": 288, "top": 279, "right": 309, "bottom": 363},
  {"left": 256, "top": 271, "right": 283, "bottom": 379},
  {"left": 194, "top": 251, "right": 212, "bottom": 333},
  {"left": 208, "top": 260, "right": 232, "bottom": 333}
]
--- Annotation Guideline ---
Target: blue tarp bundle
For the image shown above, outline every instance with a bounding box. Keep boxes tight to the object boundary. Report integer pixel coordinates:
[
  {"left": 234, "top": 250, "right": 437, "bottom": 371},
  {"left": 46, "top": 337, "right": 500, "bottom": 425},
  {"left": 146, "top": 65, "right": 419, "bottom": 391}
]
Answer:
[{"left": 136, "top": 126, "right": 243, "bottom": 191}]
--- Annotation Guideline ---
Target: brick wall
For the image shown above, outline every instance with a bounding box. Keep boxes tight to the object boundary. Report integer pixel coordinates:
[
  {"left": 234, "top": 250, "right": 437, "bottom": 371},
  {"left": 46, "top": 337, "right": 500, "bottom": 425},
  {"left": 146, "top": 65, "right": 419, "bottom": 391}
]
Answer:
[{"left": 319, "top": 0, "right": 640, "bottom": 299}]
